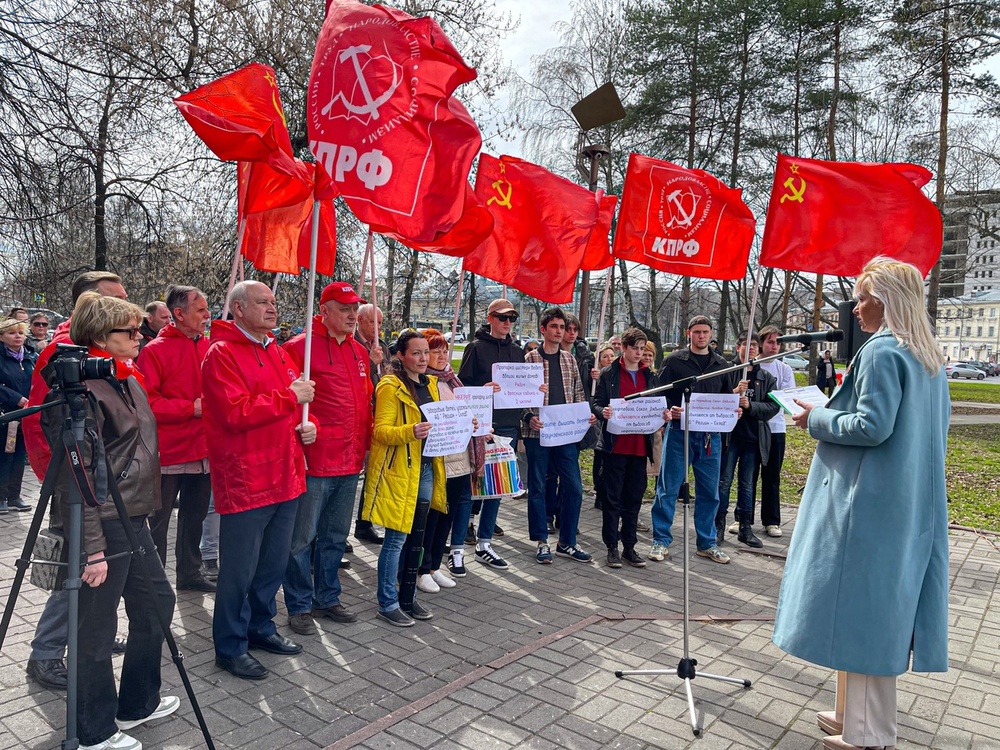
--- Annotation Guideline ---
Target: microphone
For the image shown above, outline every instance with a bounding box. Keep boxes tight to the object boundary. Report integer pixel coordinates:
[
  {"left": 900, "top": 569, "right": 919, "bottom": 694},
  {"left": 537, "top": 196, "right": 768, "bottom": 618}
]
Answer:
[{"left": 776, "top": 329, "right": 845, "bottom": 345}]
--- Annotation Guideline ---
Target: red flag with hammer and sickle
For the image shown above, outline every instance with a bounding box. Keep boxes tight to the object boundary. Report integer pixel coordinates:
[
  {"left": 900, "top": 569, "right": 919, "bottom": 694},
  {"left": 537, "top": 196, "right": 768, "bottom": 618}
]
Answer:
[
  {"left": 307, "top": 0, "right": 481, "bottom": 242},
  {"left": 613, "top": 153, "right": 755, "bottom": 281},
  {"left": 462, "top": 154, "right": 604, "bottom": 305},
  {"left": 760, "top": 153, "right": 943, "bottom": 276}
]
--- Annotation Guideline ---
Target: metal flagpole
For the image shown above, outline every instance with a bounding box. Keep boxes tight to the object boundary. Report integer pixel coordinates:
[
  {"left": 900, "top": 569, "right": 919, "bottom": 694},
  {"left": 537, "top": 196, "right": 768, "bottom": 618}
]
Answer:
[
  {"left": 367, "top": 231, "right": 378, "bottom": 333},
  {"left": 301, "top": 201, "right": 320, "bottom": 426},
  {"left": 741, "top": 264, "right": 764, "bottom": 378}
]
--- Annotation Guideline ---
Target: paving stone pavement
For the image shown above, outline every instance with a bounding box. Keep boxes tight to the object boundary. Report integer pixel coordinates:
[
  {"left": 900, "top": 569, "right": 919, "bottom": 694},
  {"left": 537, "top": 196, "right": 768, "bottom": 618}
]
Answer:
[{"left": 2, "top": 473, "right": 999, "bottom": 750}]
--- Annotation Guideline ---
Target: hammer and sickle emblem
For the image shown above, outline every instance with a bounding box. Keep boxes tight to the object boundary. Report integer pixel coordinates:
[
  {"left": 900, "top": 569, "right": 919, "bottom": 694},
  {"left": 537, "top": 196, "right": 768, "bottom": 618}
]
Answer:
[
  {"left": 487, "top": 179, "right": 512, "bottom": 209},
  {"left": 780, "top": 176, "right": 806, "bottom": 203},
  {"left": 321, "top": 44, "right": 401, "bottom": 121}
]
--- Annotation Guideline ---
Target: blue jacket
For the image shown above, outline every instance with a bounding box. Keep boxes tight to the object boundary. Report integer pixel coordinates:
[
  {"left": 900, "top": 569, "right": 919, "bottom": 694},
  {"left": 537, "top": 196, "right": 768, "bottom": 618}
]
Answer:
[
  {"left": 0, "top": 345, "right": 36, "bottom": 412},
  {"left": 772, "top": 331, "right": 950, "bottom": 675}
]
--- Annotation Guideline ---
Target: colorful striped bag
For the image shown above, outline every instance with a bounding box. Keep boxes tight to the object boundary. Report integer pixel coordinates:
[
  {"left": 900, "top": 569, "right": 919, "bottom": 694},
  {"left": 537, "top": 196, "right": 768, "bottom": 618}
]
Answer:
[{"left": 472, "top": 435, "right": 521, "bottom": 499}]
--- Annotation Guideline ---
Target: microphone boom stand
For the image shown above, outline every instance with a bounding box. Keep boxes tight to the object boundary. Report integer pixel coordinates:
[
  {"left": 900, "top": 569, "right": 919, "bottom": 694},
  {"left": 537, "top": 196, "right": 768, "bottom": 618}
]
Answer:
[{"left": 613, "top": 348, "right": 802, "bottom": 736}]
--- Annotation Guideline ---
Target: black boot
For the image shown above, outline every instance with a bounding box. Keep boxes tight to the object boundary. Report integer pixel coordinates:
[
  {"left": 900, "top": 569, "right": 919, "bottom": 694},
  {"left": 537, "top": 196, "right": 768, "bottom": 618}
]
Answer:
[
  {"left": 715, "top": 520, "right": 725, "bottom": 547},
  {"left": 738, "top": 521, "right": 763, "bottom": 548}
]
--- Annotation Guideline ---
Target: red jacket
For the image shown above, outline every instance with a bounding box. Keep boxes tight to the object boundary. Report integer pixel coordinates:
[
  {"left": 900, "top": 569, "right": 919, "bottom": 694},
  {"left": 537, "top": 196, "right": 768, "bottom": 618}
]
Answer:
[
  {"left": 201, "top": 320, "right": 308, "bottom": 514},
  {"left": 284, "top": 318, "right": 372, "bottom": 477},
  {"left": 136, "top": 324, "right": 210, "bottom": 467},
  {"left": 24, "top": 320, "right": 73, "bottom": 479}
]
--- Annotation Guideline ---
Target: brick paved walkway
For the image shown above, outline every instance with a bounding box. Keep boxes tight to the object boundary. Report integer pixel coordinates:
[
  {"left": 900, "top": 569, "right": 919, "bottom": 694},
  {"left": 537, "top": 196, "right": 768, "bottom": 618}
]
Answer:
[{"left": 2, "top": 473, "right": 999, "bottom": 749}]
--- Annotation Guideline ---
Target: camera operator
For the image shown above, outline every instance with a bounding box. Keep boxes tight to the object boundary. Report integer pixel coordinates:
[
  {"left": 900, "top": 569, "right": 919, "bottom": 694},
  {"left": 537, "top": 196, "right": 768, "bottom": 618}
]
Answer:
[{"left": 40, "top": 292, "right": 179, "bottom": 750}]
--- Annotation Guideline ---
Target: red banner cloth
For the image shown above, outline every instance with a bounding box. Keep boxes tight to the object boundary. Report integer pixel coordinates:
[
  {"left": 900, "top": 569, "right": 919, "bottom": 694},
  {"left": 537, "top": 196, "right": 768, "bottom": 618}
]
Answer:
[
  {"left": 377, "top": 185, "right": 494, "bottom": 257},
  {"left": 613, "top": 153, "right": 755, "bottom": 281},
  {"left": 760, "top": 153, "right": 943, "bottom": 276},
  {"left": 308, "top": 1, "right": 481, "bottom": 242},
  {"left": 462, "top": 154, "right": 601, "bottom": 304},
  {"left": 174, "top": 62, "right": 310, "bottom": 189},
  {"left": 580, "top": 193, "right": 618, "bottom": 272}
]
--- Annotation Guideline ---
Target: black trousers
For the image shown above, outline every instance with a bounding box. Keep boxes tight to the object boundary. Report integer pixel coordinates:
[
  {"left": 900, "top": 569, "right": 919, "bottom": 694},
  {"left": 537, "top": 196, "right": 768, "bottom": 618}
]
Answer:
[
  {"left": 399, "top": 497, "right": 431, "bottom": 609},
  {"left": 419, "top": 506, "right": 452, "bottom": 574},
  {"left": 755, "top": 432, "right": 785, "bottom": 527},
  {"left": 0, "top": 428, "right": 26, "bottom": 503},
  {"left": 599, "top": 452, "right": 648, "bottom": 550},
  {"left": 149, "top": 473, "right": 211, "bottom": 584},
  {"left": 78, "top": 517, "right": 176, "bottom": 746}
]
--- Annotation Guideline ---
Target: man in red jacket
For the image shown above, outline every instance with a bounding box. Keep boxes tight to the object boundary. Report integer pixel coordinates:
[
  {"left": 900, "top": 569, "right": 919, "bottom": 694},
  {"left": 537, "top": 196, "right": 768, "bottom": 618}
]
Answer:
[
  {"left": 281, "top": 282, "right": 373, "bottom": 635},
  {"left": 138, "top": 285, "right": 215, "bottom": 592},
  {"left": 202, "top": 280, "right": 316, "bottom": 681}
]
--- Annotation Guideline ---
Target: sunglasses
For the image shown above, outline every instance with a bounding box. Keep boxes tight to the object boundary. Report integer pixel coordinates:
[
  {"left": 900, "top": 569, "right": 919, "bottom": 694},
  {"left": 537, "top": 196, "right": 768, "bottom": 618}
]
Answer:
[
  {"left": 493, "top": 313, "right": 517, "bottom": 323},
  {"left": 109, "top": 327, "right": 142, "bottom": 338},
  {"left": 32, "top": 322, "right": 49, "bottom": 327}
]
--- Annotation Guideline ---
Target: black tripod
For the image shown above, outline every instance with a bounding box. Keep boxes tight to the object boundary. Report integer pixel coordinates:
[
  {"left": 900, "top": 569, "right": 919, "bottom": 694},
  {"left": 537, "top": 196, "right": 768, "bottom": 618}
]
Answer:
[
  {"left": 614, "top": 349, "right": 797, "bottom": 736},
  {"left": 0, "top": 351, "right": 215, "bottom": 750}
]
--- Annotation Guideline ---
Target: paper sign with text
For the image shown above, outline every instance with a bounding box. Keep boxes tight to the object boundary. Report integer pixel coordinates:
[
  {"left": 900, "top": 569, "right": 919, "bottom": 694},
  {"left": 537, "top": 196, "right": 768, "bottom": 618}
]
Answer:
[
  {"left": 607, "top": 396, "right": 667, "bottom": 435},
  {"left": 539, "top": 402, "right": 593, "bottom": 447},
  {"left": 453, "top": 386, "right": 494, "bottom": 437},
  {"left": 769, "top": 385, "right": 829, "bottom": 416},
  {"left": 678, "top": 393, "right": 740, "bottom": 432},
  {"left": 420, "top": 400, "right": 475, "bottom": 457},
  {"left": 492, "top": 362, "right": 544, "bottom": 409}
]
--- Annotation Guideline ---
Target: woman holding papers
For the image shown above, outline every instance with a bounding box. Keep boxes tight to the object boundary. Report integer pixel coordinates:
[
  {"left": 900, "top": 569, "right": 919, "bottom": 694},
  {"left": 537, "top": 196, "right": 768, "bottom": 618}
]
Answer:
[
  {"left": 773, "top": 257, "right": 950, "bottom": 750},
  {"left": 361, "top": 331, "right": 447, "bottom": 627}
]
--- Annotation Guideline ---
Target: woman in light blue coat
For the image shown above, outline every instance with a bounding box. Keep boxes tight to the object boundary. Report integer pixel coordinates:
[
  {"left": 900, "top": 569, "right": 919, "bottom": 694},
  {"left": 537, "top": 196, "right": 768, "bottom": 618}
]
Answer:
[{"left": 773, "top": 257, "right": 949, "bottom": 750}]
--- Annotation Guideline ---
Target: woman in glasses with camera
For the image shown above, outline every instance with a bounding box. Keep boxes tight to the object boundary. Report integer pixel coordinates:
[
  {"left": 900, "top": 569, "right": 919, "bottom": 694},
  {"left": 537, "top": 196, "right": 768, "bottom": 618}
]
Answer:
[
  {"left": 40, "top": 292, "right": 178, "bottom": 750},
  {"left": 0, "top": 317, "right": 37, "bottom": 514}
]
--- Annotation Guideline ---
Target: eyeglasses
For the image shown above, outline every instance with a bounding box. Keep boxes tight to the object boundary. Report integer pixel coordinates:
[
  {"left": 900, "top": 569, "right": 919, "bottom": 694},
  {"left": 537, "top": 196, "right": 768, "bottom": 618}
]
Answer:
[
  {"left": 109, "top": 327, "right": 142, "bottom": 338},
  {"left": 492, "top": 314, "right": 518, "bottom": 323},
  {"left": 32, "top": 322, "right": 49, "bottom": 328}
]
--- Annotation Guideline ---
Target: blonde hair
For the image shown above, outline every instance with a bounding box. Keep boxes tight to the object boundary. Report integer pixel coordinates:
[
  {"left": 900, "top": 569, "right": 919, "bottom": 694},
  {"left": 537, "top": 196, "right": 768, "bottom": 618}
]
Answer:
[
  {"left": 0, "top": 318, "right": 28, "bottom": 336},
  {"left": 70, "top": 292, "right": 144, "bottom": 347},
  {"left": 854, "top": 256, "right": 944, "bottom": 374}
]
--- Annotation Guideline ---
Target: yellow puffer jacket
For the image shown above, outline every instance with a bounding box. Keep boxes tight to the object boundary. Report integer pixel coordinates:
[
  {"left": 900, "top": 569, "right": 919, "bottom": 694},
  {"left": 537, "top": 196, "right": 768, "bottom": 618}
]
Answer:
[{"left": 361, "top": 373, "right": 447, "bottom": 533}]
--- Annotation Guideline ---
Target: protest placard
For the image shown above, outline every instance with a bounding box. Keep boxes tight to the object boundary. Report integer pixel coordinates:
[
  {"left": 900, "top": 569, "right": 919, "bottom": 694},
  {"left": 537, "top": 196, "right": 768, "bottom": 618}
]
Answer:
[
  {"left": 419, "top": 400, "right": 474, "bottom": 457},
  {"left": 492, "top": 362, "right": 544, "bottom": 409},
  {"left": 539, "top": 402, "right": 593, "bottom": 447},
  {"left": 678, "top": 392, "right": 740, "bottom": 432},
  {"left": 453, "top": 386, "right": 493, "bottom": 437},
  {"left": 607, "top": 396, "right": 667, "bottom": 435}
]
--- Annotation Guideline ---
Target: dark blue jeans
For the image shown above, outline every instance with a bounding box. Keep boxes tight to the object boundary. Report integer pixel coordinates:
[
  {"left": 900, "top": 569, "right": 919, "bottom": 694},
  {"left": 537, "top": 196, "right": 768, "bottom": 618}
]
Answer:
[
  {"left": 523, "top": 439, "right": 582, "bottom": 547},
  {"left": 283, "top": 473, "right": 359, "bottom": 614},
  {"left": 448, "top": 475, "right": 474, "bottom": 548},
  {"left": 716, "top": 438, "right": 760, "bottom": 527},
  {"left": 214, "top": 499, "right": 298, "bottom": 659}
]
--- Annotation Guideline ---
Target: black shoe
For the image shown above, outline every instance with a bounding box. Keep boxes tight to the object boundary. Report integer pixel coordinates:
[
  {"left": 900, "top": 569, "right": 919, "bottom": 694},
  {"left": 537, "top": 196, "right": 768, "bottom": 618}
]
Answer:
[
  {"left": 339, "top": 558, "right": 351, "bottom": 569},
  {"left": 7, "top": 497, "right": 31, "bottom": 512},
  {"left": 607, "top": 548, "right": 622, "bottom": 568},
  {"left": 313, "top": 604, "right": 358, "bottom": 624},
  {"left": 177, "top": 575, "right": 216, "bottom": 592},
  {"left": 216, "top": 653, "right": 268, "bottom": 680},
  {"left": 622, "top": 548, "right": 648, "bottom": 568},
  {"left": 401, "top": 600, "right": 434, "bottom": 620},
  {"left": 715, "top": 521, "right": 725, "bottom": 547},
  {"left": 464, "top": 522, "right": 476, "bottom": 545},
  {"left": 344, "top": 541, "right": 354, "bottom": 554},
  {"left": 112, "top": 637, "right": 127, "bottom": 654},
  {"left": 377, "top": 609, "right": 414, "bottom": 628},
  {"left": 738, "top": 522, "right": 763, "bottom": 549},
  {"left": 354, "top": 525, "right": 384, "bottom": 545},
  {"left": 248, "top": 633, "right": 302, "bottom": 655},
  {"left": 493, "top": 524, "right": 504, "bottom": 538},
  {"left": 546, "top": 517, "right": 556, "bottom": 535},
  {"left": 201, "top": 560, "right": 219, "bottom": 582},
  {"left": 26, "top": 659, "right": 67, "bottom": 690}
]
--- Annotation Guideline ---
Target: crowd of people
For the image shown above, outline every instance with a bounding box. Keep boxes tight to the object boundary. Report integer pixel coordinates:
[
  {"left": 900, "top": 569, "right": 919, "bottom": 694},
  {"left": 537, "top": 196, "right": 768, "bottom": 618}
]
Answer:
[{"left": 0, "top": 257, "right": 948, "bottom": 750}]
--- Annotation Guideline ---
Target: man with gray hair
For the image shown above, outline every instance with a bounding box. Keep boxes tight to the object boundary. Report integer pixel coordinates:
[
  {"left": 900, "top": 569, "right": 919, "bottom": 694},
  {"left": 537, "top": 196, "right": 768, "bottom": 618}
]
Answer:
[
  {"left": 138, "top": 285, "right": 215, "bottom": 592},
  {"left": 353, "top": 302, "right": 389, "bottom": 545},
  {"left": 139, "top": 300, "right": 171, "bottom": 353}
]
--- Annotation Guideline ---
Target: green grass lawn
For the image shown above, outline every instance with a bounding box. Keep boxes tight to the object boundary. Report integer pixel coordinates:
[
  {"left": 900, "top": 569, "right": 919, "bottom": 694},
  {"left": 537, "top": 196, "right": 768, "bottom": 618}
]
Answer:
[{"left": 948, "top": 381, "right": 1000, "bottom": 404}]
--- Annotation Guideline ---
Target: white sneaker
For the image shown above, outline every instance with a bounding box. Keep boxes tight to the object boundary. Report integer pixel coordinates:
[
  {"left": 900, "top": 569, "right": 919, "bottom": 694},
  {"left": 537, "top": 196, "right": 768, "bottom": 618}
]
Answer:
[
  {"left": 116, "top": 695, "right": 180, "bottom": 731},
  {"left": 81, "top": 731, "right": 142, "bottom": 750},
  {"left": 431, "top": 570, "right": 456, "bottom": 588},
  {"left": 765, "top": 525, "right": 783, "bottom": 537},
  {"left": 416, "top": 573, "right": 440, "bottom": 593},
  {"left": 728, "top": 522, "right": 739, "bottom": 535},
  {"left": 647, "top": 543, "right": 668, "bottom": 561}
]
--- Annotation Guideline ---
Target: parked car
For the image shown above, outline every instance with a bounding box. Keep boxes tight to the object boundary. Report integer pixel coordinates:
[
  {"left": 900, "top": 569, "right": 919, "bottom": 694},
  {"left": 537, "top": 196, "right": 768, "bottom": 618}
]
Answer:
[
  {"left": 963, "top": 360, "right": 998, "bottom": 376},
  {"left": 782, "top": 353, "right": 809, "bottom": 370},
  {"left": 946, "top": 363, "right": 985, "bottom": 380}
]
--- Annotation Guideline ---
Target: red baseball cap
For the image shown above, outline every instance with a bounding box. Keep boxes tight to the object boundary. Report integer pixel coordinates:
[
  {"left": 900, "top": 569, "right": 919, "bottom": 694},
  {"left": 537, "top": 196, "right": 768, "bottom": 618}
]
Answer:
[{"left": 320, "top": 282, "right": 365, "bottom": 306}]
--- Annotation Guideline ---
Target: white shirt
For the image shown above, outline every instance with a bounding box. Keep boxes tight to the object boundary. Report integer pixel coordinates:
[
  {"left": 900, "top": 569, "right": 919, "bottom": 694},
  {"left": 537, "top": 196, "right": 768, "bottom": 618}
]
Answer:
[{"left": 760, "top": 359, "right": 796, "bottom": 434}]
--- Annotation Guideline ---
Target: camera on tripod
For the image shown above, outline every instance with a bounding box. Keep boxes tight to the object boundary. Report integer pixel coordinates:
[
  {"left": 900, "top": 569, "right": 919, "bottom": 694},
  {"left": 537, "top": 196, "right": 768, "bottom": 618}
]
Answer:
[{"left": 47, "top": 344, "right": 116, "bottom": 391}]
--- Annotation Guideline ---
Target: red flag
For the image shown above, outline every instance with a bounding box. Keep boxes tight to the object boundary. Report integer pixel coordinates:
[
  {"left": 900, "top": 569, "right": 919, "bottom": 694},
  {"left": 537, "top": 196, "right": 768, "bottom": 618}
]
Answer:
[
  {"left": 580, "top": 192, "right": 618, "bottom": 271},
  {"left": 307, "top": 1, "right": 481, "bottom": 242},
  {"left": 462, "top": 155, "right": 600, "bottom": 304},
  {"left": 238, "top": 162, "right": 337, "bottom": 276},
  {"left": 760, "top": 153, "right": 942, "bottom": 276},
  {"left": 377, "top": 185, "right": 494, "bottom": 257},
  {"left": 174, "top": 63, "right": 310, "bottom": 187},
  {"left": 613, "top": 154, "right": 755, "bottom": 281}
]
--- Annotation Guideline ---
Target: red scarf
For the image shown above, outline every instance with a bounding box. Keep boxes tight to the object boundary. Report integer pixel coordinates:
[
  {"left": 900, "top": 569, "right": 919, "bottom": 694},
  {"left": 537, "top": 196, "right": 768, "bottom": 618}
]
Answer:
[{"left": 88, "top": 346, "right": 145, "bottom": 389}]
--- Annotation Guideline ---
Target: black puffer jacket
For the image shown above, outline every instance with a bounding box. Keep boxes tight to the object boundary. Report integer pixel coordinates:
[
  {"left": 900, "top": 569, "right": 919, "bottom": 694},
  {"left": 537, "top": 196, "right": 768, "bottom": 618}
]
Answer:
[
  {"left": 457, "top": 325, "right": 525, "bottom": 429},
  {"left": 0, "top": 345, "right": 36, "bottom": 413}
]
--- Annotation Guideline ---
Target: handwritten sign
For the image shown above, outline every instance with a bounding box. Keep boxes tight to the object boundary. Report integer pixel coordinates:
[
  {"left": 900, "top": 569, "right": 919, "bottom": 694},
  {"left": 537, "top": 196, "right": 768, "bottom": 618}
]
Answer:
[
  {"left": 769, "top": 385, "right": 829, "bottom": 416},
  {"left": 453, "top": 386, "right": 493, "bottom": 437},
  {"left": 539, "top": 402, "right": 592, "bottom": 447},
  {"left": 678, "top": 393, "right": 740, "bottom": 433},
  {"left": 419, "top": 400, "right": 474, "bottom": 458},
  {"left": 492, "top": 362, "right": 544, "bottom": 409},
  {"left": 607, "top": 396, "right": 667, "bottom": 435}
]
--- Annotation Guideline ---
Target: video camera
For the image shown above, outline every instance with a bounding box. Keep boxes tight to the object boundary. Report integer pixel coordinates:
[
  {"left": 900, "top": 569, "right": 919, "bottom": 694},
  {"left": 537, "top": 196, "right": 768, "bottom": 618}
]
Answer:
[{"left": 47, "top": 344, "right": 116, "bottom": 392}]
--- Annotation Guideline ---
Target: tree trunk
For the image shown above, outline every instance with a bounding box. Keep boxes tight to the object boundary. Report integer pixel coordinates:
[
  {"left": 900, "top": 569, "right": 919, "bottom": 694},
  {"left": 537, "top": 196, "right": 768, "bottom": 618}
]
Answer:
[
  {"left": 927, "top": 0, "right": 950, "bottom": 321},
  {"left": 94, "top": 78, "right": 115, "bottom": 271},
  {"left": 468, "top": 272, "right": 477, "bottom": 336},
  {"left": 401, "top": 248, "right": 419, "bottom": 325}
]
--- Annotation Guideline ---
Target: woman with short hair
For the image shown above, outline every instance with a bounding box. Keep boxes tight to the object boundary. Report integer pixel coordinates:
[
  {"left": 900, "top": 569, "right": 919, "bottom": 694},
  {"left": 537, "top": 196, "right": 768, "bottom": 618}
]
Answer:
[{"left": 0, "top": 318, "right": 36, "bottom": 513}]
